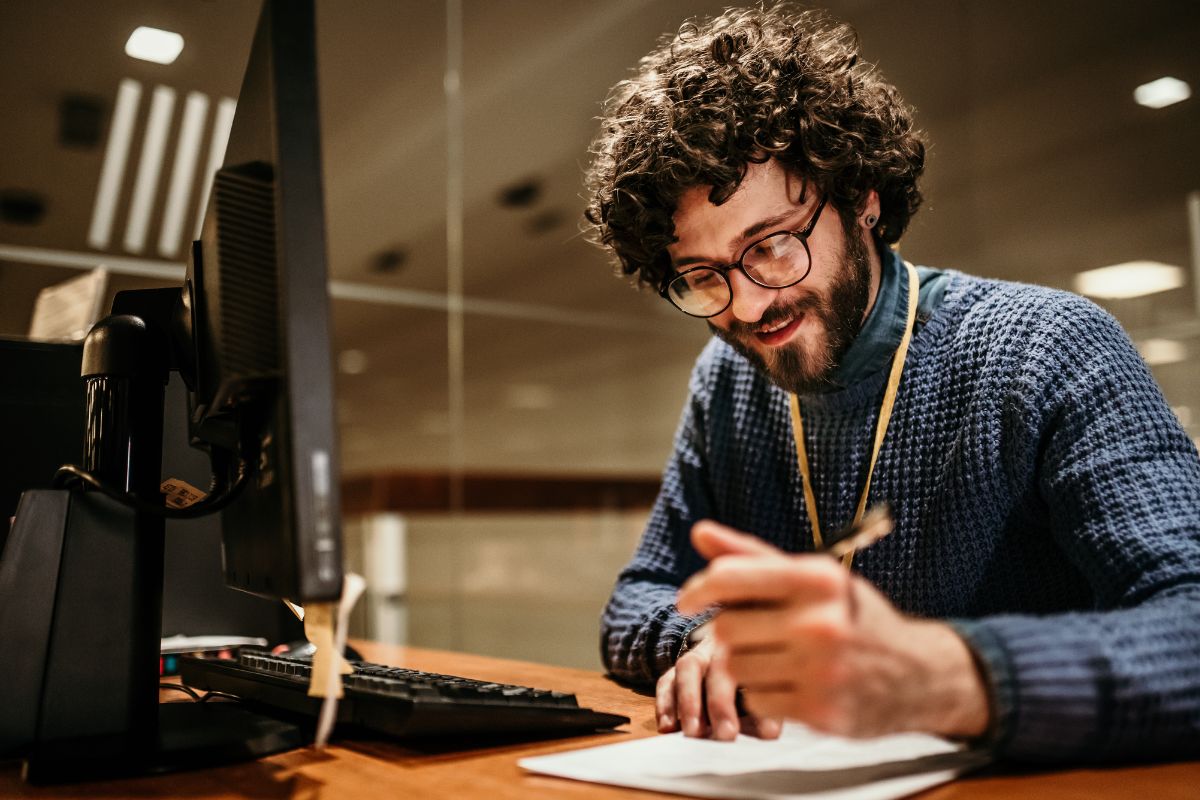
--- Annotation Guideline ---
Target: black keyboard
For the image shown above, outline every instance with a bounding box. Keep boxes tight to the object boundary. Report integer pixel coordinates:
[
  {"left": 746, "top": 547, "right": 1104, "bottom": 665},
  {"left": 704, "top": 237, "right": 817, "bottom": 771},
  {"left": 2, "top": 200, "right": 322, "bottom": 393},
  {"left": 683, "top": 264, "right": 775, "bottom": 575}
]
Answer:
[{"left": 179, "top": 650, "right": 629, "bottom": 740}]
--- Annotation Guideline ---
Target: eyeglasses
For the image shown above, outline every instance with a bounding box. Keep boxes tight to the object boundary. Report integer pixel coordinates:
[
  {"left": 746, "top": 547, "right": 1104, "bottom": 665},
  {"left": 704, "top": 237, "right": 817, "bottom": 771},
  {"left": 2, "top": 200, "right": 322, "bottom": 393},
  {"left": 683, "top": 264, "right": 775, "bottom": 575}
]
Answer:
[{"left": 661, "top": 195, "right": 827, "bottom": 318}]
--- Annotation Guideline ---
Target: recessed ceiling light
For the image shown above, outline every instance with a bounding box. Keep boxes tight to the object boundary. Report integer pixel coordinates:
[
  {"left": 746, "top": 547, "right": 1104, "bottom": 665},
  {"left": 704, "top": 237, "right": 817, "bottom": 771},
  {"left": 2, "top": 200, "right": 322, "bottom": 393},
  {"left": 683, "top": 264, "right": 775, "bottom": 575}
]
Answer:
[
  {"left": 1073, "top": 261, "right": 1185, "bottom": 299},
  {"left": 1134, "top": 76, "right": 1191, "bottom": 109},
  {"left": 125, "top": 26, "right": 184, "bottom": 65},
  {"left": 498, "top": 178, "right": 542, "bottom": 208},
  {"left": 338, "top": 349, "right": 369, "bottom": 375},
  {"left": 372, "top": 247, "right": 408, "bottom": 274}
]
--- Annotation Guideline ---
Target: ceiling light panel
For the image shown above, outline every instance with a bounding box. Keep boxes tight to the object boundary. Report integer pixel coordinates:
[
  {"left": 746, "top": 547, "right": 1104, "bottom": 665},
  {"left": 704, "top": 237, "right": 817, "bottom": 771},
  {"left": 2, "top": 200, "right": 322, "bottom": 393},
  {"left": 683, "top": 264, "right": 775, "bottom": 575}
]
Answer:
[
  {"left": 125, "top": 26, "right": 184, "bottom": 65},
  {"left": 1137, "top": 338, "right": 1187, "bottom": 366},
  {"left": 1134, "top": 76, "right": 1192, "bottom": 109},
  {"left": 1073, "top": 261, "right": 1185, "bottom": 299}
]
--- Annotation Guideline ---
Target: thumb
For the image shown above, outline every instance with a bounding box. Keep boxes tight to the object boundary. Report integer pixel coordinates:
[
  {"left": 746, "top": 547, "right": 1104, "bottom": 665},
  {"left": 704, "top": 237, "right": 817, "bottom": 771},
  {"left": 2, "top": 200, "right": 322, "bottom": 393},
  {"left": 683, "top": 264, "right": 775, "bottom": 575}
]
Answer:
[{"left": 691, "top": 519, "right": 783, "bottom": 561}]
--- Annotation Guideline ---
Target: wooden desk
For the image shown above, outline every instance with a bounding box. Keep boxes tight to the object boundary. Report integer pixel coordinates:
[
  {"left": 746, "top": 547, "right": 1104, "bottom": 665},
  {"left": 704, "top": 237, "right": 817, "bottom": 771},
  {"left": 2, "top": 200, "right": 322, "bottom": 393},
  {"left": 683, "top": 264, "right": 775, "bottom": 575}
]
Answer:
[{"left": 3, "top": 641, "right": 1197, "bottom": 798}]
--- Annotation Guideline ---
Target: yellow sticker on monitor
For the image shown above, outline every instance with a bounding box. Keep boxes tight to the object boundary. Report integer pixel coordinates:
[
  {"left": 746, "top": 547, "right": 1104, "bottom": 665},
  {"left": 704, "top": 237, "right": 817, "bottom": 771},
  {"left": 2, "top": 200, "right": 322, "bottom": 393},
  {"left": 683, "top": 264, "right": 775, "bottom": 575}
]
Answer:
[{"left": 160, "top": 478, "right": 208, "bottom": 509}]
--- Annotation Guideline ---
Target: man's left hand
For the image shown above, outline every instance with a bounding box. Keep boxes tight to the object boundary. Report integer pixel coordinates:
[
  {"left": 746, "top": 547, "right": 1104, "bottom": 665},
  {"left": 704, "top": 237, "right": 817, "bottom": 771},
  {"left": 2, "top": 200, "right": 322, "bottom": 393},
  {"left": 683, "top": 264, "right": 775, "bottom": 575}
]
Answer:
[{"left": 675, "top": 520, "right": 991, "bottom": 740}]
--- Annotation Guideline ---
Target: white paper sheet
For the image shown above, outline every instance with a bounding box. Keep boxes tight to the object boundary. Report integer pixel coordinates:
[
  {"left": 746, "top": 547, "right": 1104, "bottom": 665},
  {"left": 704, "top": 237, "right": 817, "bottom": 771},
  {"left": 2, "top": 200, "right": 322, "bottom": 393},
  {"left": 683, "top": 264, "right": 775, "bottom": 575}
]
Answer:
[{"left": 519, "top": 723, "right": 989, "bottom": 800}]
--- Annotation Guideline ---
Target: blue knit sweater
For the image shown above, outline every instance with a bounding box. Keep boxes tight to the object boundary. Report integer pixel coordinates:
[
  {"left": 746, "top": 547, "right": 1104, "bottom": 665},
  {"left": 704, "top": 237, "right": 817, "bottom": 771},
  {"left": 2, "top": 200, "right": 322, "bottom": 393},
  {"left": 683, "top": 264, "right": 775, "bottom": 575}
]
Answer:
[{"left": 600, "top": 262, "right": 1200, "bottom": 762}]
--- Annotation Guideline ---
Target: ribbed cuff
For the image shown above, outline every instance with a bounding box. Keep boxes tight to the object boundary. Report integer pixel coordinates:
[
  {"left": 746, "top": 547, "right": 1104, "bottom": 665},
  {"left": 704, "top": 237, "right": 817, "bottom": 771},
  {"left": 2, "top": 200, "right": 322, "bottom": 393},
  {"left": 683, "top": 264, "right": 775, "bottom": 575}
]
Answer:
[
  {"left": 677, "top": 617, "right": 713, "bottom": 659},
  {"left": 656, "top": 610, "right": 712, "bottom": 675},
  {"left": 946, "top": 618, "right": 1018, "bottom": 754}
]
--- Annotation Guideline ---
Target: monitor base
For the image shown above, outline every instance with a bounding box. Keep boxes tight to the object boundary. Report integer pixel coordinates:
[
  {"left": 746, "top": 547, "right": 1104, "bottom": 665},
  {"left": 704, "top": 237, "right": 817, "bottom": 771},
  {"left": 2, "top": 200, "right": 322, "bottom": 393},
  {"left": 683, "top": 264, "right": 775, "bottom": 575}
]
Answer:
[{"left": 23, "top": 701, "right": 306, "bottom": 785}]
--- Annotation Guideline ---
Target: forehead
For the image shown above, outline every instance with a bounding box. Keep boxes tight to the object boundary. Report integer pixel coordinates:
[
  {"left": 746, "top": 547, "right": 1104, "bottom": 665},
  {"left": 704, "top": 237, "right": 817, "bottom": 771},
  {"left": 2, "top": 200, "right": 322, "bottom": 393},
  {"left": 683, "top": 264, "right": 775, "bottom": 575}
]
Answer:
[{"left": 669, "top": 161, "right": 806, "bottom": 260}]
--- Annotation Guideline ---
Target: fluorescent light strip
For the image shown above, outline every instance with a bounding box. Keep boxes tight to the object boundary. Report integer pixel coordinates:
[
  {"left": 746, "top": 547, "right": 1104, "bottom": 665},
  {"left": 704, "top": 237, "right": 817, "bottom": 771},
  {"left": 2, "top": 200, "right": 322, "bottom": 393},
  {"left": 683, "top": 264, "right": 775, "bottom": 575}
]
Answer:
[
  {"left": 0, "top": 244, "right": 184, "bottom": 281},
  {"left": 194, "top": 96, "right": 237, "bottom": 238},
  {"left": 87, "top": 79, "right": 143, "bottom": 250},
  {"left": 0, "top": 245, "right": 694, "bottom": 336},
  {"left": 123, "top": 84, "right": 177, "bottom": 253},
  {"left": 158, "top": 91, "right": 209, "bottom": 257},
  {"left": 328, "top": 280, "right": 680, "bottom": 332}
]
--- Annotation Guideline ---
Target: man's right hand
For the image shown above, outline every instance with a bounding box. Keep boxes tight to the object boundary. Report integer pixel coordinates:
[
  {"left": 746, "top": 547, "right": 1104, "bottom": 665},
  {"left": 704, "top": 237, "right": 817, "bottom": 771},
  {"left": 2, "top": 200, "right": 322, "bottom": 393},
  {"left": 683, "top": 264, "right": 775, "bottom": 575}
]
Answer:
[{"left": 655, "top": 629, "right": 783, "bottom": 741}]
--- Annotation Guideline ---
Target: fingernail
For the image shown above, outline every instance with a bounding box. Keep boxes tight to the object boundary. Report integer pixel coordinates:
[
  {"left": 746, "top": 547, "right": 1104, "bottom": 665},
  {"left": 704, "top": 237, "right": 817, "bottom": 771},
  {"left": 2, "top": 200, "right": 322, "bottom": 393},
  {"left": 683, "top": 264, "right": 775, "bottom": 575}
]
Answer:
[
  {"left": 718, "top": 719, "right": 738, "bottom": 740},
  {"left": 659, "top": 714, "right": 673, "bottom": 731},
  {"left": 683, "top": 717, "right": 697, "bottom": 737}
]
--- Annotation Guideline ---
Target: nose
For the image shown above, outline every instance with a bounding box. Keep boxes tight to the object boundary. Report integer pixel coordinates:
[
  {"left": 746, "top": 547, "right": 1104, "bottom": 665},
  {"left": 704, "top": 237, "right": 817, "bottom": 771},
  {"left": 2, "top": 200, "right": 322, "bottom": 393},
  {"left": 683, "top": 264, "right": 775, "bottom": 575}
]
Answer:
[{"left": 726, "top": 267, "right": 777, "bottom": 324}]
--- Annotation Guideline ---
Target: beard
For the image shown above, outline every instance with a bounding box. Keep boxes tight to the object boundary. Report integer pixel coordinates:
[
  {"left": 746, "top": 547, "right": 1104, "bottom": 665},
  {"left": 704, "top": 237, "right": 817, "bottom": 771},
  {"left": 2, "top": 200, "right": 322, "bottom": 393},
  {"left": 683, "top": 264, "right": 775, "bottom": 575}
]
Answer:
[{"left": 709, "top": 220, "right": 872, "bottom": 395}]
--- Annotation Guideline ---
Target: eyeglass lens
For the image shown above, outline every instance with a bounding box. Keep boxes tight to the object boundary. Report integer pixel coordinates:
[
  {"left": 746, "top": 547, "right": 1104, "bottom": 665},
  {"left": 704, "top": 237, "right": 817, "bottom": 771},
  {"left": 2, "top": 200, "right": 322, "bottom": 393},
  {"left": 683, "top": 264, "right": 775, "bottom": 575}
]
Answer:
[{"left": 666, "top": 232, "right": 810, "bottom": 317}]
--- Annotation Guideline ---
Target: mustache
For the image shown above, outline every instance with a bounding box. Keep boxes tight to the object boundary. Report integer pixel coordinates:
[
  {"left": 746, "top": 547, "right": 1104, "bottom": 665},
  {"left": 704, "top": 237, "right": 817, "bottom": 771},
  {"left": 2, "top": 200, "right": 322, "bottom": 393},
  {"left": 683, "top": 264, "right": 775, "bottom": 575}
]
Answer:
[{"left": 723, "top": 292, "right": 826, "bottom": 336}]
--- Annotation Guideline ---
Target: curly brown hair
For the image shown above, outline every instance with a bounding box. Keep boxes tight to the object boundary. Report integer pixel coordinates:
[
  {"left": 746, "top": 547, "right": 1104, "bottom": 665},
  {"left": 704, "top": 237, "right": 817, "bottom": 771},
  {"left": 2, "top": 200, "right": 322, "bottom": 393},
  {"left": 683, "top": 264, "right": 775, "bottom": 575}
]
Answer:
[{"left": 584, "top": 5, "right": 926, "bottom": 292}]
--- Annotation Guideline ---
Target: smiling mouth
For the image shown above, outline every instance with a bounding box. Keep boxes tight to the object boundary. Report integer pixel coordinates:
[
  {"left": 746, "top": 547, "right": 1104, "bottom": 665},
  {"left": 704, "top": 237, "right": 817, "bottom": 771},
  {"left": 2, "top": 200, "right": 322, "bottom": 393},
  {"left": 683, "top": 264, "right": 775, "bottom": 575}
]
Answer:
[{"left": 753, "top": 313, "right": 805, "bottom": 346}]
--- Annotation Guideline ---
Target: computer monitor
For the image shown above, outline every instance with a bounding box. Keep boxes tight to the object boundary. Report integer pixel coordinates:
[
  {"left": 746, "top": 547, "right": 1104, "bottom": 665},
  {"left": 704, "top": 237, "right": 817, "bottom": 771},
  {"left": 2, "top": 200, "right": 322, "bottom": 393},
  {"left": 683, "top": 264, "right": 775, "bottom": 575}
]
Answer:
[
  {"left": 185, "top": 0, "right": 342, "bottom": 604},
  {"left": 0, "top": 0, "right": 342, "bottom": 781}
]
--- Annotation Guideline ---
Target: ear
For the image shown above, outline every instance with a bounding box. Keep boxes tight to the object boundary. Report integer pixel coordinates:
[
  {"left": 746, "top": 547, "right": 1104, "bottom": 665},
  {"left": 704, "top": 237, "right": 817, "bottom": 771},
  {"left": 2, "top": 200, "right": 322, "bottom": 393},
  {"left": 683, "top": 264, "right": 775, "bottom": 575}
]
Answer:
[{"left": 860, "top": 190, "right": 881, "bottom": 231}]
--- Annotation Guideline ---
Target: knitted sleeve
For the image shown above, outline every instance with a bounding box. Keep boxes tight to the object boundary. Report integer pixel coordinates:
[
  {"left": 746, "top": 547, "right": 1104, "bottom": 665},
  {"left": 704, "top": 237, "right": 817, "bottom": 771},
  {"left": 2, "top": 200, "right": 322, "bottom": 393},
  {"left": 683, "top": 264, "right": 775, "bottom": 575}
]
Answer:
[
  {"left": 600, "top": 345, "right": 717, "bottom": 685},
  {"left": 951, "top": 292, "right": 1200, "bottom": 762}
]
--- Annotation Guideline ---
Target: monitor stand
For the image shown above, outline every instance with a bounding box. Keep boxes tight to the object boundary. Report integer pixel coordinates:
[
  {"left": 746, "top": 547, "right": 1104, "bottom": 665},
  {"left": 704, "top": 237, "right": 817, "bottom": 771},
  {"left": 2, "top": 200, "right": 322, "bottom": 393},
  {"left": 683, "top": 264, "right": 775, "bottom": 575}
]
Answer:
[
  {"left": 0, "top": 293, "right": 305, "bottom": 785},
  {"left": 24, "top": 698, "right": 306, "bottom": 784}
]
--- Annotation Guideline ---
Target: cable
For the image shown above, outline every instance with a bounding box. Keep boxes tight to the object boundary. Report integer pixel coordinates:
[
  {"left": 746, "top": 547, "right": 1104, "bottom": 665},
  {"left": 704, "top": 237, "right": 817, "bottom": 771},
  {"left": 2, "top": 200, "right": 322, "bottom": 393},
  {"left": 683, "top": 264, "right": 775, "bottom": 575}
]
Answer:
[
  {"left": 157, "top": 683, "right": 244, "bottom": 705},
  {"left": 199, "top": 690, "right": 242, "bottom": 704},
  {"left": 52, "top": 450, "right": 250, "bottom": 519},
  {"left": 160, "top": 682, "right": 202, "bottom": 701}
]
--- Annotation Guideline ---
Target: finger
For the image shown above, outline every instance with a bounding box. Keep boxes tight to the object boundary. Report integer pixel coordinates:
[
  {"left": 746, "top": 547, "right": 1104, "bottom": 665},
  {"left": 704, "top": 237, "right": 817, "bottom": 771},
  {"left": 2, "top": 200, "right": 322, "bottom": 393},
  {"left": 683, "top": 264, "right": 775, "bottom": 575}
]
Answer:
[
  {"left": 712, "top": 605, "right": 794, "bottom": 650},
  {"left": 715, "top": 597, "right": 851, "bottom": 651},
  {"left": 755, "top": 716, "right": 784, "bottom": 739},
  {"left": 704, "top": 646, "right": 741, "bottom": 741},
  {"left": 740, "top": 714, "right": 784, "bottom": 740},
  {"left": 691, "top": 519, "right": 784, "bottom": 561},
  {"left": 655, "top": 669, "right": 679, "bottom": 732},
  {"left": 741, "top": 687, "right": 795, "bottom": 722},
  {"left": 674, "top": 654, "right": 709, "bottom": 738},
  {"left": 677, "top": 554, "right": 845, "bottom": 616},
  {"left": 743, "top": 688, "right": 852, "bottom": 737},
  {"left": 726, "top": 649, "right": 802, "bottom": 690}
]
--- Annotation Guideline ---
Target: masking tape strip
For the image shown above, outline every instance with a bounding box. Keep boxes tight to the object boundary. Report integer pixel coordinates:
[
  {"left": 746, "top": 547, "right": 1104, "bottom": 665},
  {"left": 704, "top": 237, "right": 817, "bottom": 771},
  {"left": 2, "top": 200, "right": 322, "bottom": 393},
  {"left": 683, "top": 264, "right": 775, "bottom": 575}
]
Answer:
[
  {"left": 281, "top": 574, "right": 366, "bottom": 748},
  {"left": 314, "top": 573, "right": 366, "bottom": 747},
  {"left": 283, "top": 599, "right": 305, "bottom": 622}
]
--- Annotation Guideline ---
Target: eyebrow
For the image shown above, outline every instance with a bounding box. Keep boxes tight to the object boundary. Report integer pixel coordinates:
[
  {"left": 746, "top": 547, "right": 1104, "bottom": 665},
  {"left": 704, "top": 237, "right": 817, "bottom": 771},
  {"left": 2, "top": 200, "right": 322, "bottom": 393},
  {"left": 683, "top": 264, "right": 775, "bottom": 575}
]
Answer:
[
  {"left": 734, "top": 210, "right": 796, "bottom": 250},
  {"left": 671, "top": 207, "right": 805, "bottom": 270}
]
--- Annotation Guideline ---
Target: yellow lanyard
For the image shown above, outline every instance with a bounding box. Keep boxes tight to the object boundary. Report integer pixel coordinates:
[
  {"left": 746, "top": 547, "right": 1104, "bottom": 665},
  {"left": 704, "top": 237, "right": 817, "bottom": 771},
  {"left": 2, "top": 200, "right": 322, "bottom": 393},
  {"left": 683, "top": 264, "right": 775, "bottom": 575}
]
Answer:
[{"left": 788, "top": 261, "right": 919, "bottom": 569}]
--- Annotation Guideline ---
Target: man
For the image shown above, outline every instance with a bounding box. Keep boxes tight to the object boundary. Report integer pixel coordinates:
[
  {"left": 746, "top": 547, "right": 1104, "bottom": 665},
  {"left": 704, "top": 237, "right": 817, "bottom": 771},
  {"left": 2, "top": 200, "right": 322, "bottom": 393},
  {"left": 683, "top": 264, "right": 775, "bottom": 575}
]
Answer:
[{"left": 587, "top": 6, "right": 1200, "bottom": 762}]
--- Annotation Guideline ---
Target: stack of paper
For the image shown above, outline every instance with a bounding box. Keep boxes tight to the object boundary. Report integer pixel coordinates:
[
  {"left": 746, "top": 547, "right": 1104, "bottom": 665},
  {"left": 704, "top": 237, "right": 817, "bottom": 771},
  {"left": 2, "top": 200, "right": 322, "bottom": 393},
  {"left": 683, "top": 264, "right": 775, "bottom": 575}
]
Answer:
[{"left": 520, "top": 723, "right": 989, "bottom": 800}]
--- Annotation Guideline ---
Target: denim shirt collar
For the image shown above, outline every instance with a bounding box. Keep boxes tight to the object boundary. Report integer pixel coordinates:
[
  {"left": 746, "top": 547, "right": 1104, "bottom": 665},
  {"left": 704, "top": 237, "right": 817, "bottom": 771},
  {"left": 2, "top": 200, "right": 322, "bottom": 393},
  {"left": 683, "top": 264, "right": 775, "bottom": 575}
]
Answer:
[{"left": 825, "top": 247, "right": 910, "bottom": 391}]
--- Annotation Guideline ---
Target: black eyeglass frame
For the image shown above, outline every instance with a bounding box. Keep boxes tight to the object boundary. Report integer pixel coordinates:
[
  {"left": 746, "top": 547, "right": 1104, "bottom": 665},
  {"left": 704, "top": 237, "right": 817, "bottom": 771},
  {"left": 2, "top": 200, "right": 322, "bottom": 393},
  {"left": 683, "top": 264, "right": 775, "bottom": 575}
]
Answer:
[{"left": 660, "top": 194, "right": 828, "bottom": 318}]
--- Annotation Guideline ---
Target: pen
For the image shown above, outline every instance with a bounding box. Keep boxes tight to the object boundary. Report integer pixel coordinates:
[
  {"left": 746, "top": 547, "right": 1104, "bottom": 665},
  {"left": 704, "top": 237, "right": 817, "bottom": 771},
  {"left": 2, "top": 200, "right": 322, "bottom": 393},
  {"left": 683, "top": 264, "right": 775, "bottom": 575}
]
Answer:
[{"left": 817, "top": 503, "right": 894, "bottom": 558}]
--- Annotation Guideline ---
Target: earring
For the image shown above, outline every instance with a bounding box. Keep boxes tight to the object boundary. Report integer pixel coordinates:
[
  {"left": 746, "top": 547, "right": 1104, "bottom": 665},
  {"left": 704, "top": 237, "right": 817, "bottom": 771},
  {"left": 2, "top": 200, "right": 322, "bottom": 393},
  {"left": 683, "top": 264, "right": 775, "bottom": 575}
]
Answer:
[{"left": 865, "top": 214, "right": 878, "bottom": 228}]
